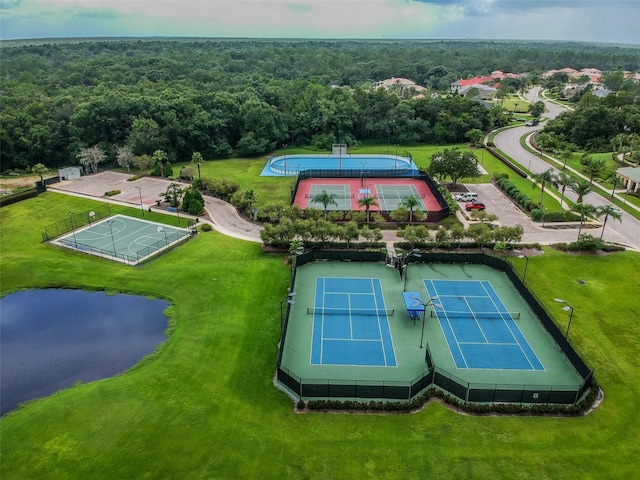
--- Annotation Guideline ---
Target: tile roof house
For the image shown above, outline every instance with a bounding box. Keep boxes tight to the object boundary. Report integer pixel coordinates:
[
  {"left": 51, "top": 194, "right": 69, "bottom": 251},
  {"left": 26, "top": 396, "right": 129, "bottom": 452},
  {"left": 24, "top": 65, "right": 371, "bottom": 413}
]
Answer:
[{"left": 375, "top": 77, "right": 427, "bottom": 97}]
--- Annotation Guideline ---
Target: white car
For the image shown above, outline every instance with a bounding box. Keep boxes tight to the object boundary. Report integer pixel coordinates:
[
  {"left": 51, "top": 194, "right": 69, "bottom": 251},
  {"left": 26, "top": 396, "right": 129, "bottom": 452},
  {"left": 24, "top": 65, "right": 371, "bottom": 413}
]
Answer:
[{"left": 454, "top": 192, "right": 478, "bottom": 202}]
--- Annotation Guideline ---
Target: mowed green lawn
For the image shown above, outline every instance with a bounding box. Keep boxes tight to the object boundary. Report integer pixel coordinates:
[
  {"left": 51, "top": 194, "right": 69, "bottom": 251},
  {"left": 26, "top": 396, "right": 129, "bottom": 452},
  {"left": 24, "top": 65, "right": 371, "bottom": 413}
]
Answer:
[{"left": 1, "top": 192, "right": 639, "bottom": 479}]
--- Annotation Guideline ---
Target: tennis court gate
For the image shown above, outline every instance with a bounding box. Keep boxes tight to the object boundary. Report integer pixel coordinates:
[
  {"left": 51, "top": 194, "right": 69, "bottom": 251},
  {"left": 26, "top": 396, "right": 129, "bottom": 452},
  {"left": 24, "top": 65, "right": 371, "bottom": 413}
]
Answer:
[{"left": 276, "top": 250, "right": 595, "bottom": 405}]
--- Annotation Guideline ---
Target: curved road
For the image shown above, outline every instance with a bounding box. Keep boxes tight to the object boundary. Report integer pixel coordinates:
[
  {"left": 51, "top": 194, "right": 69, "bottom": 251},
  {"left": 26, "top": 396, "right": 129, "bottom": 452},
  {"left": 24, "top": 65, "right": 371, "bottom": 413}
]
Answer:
[{"left": 494, "top": 87, "right": 640, "bottom": 250}]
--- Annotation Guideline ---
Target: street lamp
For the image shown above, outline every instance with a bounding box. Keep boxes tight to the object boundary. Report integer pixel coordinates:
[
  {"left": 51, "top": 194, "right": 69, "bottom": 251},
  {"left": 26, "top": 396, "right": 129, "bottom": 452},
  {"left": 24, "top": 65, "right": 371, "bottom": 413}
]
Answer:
[
  {"left": 513, "top": 249, "right": 529, "bottom": 284},
  {"left": 387, "top": 128, "right": 391, "bottom": 154},
  {"left": 67, "top": 211, "right": 77, "bottom": 245},
  {"left": 280, "top": 291, "right": 297, "bottom": 340},
  {"left": 399, "top": 249, "right": 421, "bottom": 291},
  {"left": 136, "top": 186, "right": 144, "bottom": 217},
  {"left": 88, "top": 211, "right": 95, "bottom": 227},
  {"left": 283, "top": 143, "right": 287, "bottom": 174},
  {"left": 360, "top": 162, "right": 366, "bottom": 187},
  {"left": 554, "top": 298, "right": 575, "bottom": 340},
  {"left": 542, "top": 207, "right": 548, "bottom": 227},
  {"left": 410, "top": 295, "right": 441, "bottom": 348},
  {"left": 107, "top": 220, "right": 117, "bottom": 256}
]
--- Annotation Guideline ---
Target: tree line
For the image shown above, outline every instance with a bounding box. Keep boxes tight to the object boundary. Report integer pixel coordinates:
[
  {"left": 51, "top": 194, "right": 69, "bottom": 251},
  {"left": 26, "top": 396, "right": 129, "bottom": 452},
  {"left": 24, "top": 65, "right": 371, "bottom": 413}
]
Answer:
[{"left": 2, "top": 39, "right": 639, "bottom": 172}]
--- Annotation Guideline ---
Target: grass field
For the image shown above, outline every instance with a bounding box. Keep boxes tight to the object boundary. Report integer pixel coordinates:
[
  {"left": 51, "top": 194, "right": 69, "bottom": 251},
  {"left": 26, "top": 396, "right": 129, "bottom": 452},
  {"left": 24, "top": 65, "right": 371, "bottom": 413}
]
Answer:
[{"left": 1, "top": 191, "right": 639, "bottom": 479}]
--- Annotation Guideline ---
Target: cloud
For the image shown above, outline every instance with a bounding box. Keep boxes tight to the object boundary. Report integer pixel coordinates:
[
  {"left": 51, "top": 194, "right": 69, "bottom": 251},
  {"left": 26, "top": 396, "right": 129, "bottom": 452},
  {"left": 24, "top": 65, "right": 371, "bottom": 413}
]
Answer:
[{"left": 0, "top": 0, "right": 638, "bottom": 44}]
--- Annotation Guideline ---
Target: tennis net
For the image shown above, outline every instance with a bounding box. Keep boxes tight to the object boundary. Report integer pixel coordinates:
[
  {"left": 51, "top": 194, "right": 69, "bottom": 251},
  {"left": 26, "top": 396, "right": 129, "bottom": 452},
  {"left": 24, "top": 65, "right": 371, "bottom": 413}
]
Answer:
[
  {"left": 305, "top": 193, "right": 354, "bottom": 199},
  {"left": 430, "top": 311, "right": 520, "bottom": 320},
  {"left": 307, "top": 307, "right": 394, "bottom": 317}
]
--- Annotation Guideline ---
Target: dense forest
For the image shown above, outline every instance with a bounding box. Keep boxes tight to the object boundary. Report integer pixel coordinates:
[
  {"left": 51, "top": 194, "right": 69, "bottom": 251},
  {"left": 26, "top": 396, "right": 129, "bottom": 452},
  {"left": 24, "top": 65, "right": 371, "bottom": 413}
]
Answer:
[{"left": 1, "top": 38, "right": 640, "bottom": 172}]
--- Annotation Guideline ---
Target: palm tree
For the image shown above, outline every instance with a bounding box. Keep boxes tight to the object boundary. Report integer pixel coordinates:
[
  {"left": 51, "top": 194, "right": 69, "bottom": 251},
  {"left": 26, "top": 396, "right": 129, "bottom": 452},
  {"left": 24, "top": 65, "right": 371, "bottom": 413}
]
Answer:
[
  {"left": 583, "top": 157, "right": 607, "bottom": 184},
  {"left": 191, "top": 151, "right": 205, "bottom": 180},
  {"left": 553, "top": 172, "right": 577, "bottom": 208},
  {"left": 571, "top": 203, "right": 598, "bottom": 240},
  {"left": 596, "top": 205, "right": 623, "bottom": 239},
  {"left": 570, "top": 180, "right": 593, "bottom": 203},
  {"left": 312, "top": 190, "right": 338, "bottom": 221},
  {"left": 357, "top": 195, "right": 378, "bottom": 224},
  {"left": 606, "top": 173, "right": 625, "bottom": 198},
  {"left": 401, "top": 195, "right": 420, "bottom": 223},
  {"left": 531, "top": 168, "right": 555, "bottom": 206},
  {"left": 243, "top": 189, "right": 257, "bottom": 218}
]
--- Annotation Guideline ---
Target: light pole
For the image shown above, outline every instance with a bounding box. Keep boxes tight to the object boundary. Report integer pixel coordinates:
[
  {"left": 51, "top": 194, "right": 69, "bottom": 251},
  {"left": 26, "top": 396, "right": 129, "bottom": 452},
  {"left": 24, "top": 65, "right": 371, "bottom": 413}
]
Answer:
[
  {"left": 360, "top": 162, "right": 366, "bottom": 187},
  {"left": 542, "top": 207, "right": 548, "bottom": 227},
  {"left": 283, "top": 143, "right": 287, "bottom": 174},
  {"left": 387, "top": 128, "right": 391, "bottom": 154},
  {"left": 67, "top": 211, "right": 77, "bottom": 245},
  {"left": 280, "top": 291, "right": 296, "bottom": 340},
  {"left": 410, "top": 295, "right": 441, "bottom": 348},
  {"left": 88, "top": 210, "right": 95, "bottom": 227},
  {"left": 513, "top": 249, "right": 529, "bottom": 284},
  {"left": 136, "top": 186, "right": 144, "bottom": 217},
  {"left": 554, "top": 298, "right": 575, "bottom": 340},
  {"left": 400, "top": 249, "right": 421, "bottom": 291},
  {"left": 107, "top": 220, "right": 117, "bottom": 256}
]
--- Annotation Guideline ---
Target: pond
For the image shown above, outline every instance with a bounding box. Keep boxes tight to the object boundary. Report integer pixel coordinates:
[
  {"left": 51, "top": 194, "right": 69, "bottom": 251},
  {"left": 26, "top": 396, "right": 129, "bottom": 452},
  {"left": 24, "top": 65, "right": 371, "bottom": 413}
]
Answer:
[{"left": 0, "top": 289, "right": 169, "bottom": 416}]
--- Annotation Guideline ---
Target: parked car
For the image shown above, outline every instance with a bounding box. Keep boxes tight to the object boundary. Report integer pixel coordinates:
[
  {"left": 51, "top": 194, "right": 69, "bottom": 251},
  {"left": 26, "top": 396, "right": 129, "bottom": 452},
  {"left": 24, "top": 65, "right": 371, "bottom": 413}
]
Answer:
[
  {"left": 454, "top": 192, "right": 478, "bottom": 202},
  {"left": 525, "top": 119, "right": 540, "bottom": 127},
  {"left": 465, "top": 200, "right": 486, "bottom": 211}
]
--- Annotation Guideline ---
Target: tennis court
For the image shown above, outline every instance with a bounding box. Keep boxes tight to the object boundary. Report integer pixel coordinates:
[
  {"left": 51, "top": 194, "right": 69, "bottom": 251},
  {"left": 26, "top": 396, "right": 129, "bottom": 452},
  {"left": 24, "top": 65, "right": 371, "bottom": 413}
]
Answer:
[
  {"left": 52, "top": 214, "right": 192, "bottom": 265},
  {"left": 425, "top": 279, "right": 544, "bottom": 371},
  {"left": 310, "top": 277, "right": 396, "bottom": 367},
  {"left": 279, "top": 259, "right": 587, "bottom": 402},
  {"left": 294, "top": 177, "right": 440, "bottom": 213},
  {"left": 307, "top": 184, "right": 353, "bottom": 211}
]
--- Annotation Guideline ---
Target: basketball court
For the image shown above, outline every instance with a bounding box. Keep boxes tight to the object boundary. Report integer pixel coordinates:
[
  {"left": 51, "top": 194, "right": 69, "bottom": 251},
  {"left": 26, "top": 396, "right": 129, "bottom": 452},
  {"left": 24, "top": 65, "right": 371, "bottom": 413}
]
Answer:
[{"left": 52, "top": 214, "right": 192, "bottom": 265}]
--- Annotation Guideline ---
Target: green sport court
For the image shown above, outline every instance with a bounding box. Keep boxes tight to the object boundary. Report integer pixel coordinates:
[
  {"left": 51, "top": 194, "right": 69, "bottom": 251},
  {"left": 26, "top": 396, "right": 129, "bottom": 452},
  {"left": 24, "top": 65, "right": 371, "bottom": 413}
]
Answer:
[
  {"left": 51, "top": 214, "right": 192, "bottom": 265},
  {"left": 278, "top": 259, "right": 587, "bottom": 403}
]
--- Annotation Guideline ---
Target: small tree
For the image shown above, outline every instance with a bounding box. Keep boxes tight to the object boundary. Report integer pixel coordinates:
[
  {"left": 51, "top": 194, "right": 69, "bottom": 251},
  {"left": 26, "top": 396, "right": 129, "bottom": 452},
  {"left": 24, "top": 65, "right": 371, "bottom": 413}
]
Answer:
[
  {"left": 116, "top": 146, "right": 134, "bottom": 175},
  {"left": 31, "top": 163, "right": 48, "bottom": 182},
  {"left": 606, "top": 173, "right": 625, "bottom": 198},
  {"left": 401, "top": 195, "right": 421, "bottom": 223},
  {"left": 571, "top": 203, "right": 598, "bottom": 240},
  {"left": 311, "top": 190, "right": 338, "bottom": 221},
  {"left": 531, "top": 168, "right": 555, "bottom": 207},
  {"left": 529, "top": 100, "right": 545, "bottom": 118},
  {"left": 152, "top": 150, "right": 168, "bottom": 177},
  {"left": 570, "top": 180, "right": 593, "bottom": 204},
  {"left": 553, "top": 171, "right": 577, "bottom": 208},
  {"left": 191, "top": 151, "right": 206, "bottom": 180},
  {"left": 357, "top": 195, "right": 378, "bottom": 224},
  {"left": 596, "top": 205, "right": 623, "bottom": 240},
  {"left": 465, "top": 128, "right": 484, "bottom": 147},
  {"left": 77, "top": 145, "right": 106, "bottom": 173},
  {"left": 243, "top": 189, "right": 257, "bottom": 217},
  {"left": 163, "top": 182, "right": 184, "bottom": 208},
  {"left": 427, "top": 147, "right": 481, "bottom": 185}
]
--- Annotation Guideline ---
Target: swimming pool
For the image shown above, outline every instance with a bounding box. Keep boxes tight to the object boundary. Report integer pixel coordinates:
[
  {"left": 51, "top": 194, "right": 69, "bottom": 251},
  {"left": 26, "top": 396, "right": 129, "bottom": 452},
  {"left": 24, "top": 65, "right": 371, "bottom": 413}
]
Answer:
[{"left": 260, "top": 153, "right": 420, "bottom": 177}]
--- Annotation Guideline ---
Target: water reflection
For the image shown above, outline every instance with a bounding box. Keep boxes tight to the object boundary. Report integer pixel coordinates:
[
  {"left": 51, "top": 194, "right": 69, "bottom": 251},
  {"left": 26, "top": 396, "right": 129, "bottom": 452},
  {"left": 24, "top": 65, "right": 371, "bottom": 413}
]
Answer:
[{"left": 1, "top": 289, "right": 168, "bottom": 416}]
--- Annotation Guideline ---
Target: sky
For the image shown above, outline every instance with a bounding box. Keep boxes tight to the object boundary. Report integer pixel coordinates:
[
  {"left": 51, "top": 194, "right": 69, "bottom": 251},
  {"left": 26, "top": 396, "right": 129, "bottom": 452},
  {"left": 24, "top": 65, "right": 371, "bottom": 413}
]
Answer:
[{"left": 1, "top": 0, "right": 639, "bottom": 44}]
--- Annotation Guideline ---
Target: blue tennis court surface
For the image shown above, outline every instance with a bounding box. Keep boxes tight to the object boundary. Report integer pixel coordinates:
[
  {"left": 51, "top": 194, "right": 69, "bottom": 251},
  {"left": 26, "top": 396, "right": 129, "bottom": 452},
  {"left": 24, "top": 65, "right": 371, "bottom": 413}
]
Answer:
[
  {"left": 310, "top": 277, "right": 396, "bottom": 367},
  {"left": 425, "top": 279, "right": 544, "bottom": 371}
]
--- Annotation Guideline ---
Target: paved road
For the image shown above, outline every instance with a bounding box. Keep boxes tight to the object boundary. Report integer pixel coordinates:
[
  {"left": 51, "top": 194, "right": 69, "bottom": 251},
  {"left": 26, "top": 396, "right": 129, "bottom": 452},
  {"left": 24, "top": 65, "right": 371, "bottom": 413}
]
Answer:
[{"left": 493, "top": 87, "right": 640, "bottom": 251}]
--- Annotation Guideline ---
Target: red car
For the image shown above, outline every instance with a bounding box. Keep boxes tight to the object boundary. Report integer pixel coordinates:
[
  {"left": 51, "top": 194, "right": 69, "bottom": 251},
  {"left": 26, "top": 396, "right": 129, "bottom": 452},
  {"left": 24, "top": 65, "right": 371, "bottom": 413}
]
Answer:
[{"left": 465, "top": 200, "right": 486, "bottom": 211}]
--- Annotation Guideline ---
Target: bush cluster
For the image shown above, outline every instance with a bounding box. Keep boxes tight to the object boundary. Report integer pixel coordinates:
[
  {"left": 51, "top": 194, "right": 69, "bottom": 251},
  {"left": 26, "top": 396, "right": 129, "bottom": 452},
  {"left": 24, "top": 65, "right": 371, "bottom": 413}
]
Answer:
[
  {"left": 204, "top": 178, "right": 239, "bottom": 202},
  {"left": 300, "top": 382, "right": 599, "bottom": 417},
  {"left": 104, "top": 190, "right": 121, "bottom": 196},
  {"left": 495, "top": 177, "right": 537, "bottom": 211}
]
